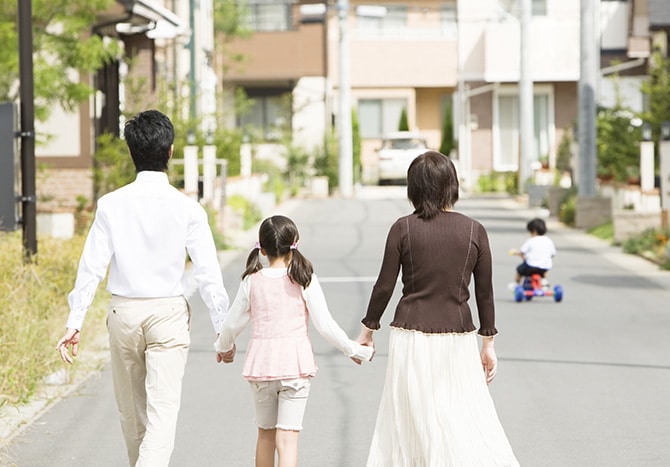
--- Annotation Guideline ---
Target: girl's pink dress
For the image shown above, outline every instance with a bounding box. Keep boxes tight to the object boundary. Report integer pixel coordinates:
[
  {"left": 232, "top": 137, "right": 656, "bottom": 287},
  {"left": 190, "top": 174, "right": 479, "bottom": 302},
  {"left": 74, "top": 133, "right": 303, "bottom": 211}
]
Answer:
[{"left": 242, "top": 272, "right": 317, "bottom": 381}]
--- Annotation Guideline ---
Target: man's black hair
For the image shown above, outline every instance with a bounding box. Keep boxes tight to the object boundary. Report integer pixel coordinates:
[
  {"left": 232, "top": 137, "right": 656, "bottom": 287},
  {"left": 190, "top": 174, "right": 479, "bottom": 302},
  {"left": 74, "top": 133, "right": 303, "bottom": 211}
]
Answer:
[{"left": 123, "top": 110, "right": 174, "bottom": 172}]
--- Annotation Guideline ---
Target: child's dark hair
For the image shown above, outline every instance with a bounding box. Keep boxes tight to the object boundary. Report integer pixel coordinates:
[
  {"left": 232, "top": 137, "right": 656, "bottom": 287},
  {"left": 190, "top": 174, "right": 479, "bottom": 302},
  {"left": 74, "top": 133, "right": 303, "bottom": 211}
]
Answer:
[
  {"left": 242, "top": 215, "right": 314, "bottom": 287},
  {"left": 527, "top": 218, "right": 547, "bottom": 235}
]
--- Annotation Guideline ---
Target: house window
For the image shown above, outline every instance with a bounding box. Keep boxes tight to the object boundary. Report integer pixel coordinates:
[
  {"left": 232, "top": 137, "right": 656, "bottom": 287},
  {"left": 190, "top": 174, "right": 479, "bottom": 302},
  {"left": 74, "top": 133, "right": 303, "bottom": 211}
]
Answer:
[
  {"left": 494, "top": 92, "right": 552, "bottom": 171},
  {"left": 243, "top": 1, "right": 292, "bottom": 32},
  {"left": 440, "top": 3, "right": 457, "bottom": 39},
  {"left": 238, "top": 90, "right": 292, "bottom": 141},
  {"left": 498, "top": 0, "right": 547, "bottom": 17},
  {"left": 356, "top": 5, "right": 408, "bottom": 37},
  {"left": 531, "top": 0, "right": 547, "bottom": 16},
  {"left": 358, "top": 98, "right": 407, "bottom": 139}
]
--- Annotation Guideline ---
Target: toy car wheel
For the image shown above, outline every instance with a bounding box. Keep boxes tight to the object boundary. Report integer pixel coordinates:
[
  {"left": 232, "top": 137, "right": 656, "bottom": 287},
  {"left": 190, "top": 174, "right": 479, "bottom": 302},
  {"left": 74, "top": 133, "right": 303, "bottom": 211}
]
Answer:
[
  {"left": 554, "top": 285, "right": 564, "bottom": 302},
  {"left": 514, "top": 285, "right": 524, "bottom": 302}
]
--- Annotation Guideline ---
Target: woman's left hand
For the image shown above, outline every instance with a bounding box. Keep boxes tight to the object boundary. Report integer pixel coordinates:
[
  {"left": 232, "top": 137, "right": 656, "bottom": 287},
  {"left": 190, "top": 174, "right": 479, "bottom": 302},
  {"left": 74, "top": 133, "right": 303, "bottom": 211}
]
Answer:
[{"left": 480, "top": 340, "right": 497, "bottom": 384}]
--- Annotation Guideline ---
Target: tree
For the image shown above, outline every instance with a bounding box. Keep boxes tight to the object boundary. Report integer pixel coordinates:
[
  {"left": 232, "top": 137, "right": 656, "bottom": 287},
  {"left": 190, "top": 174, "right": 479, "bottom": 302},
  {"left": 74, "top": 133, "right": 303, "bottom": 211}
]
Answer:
[
  {"left": 398, "top": 107, "right": 409, "bottom": 131},
  {"left": 439, "top": 99, "right": 455, "bottom": 156},
  {"left": 213, "top": 0, "right": 251, "bottom": 79},
  {"left": 640, "top": 51, "right": 670, "bottom": 145},
  {"left": 596, "top": 104, "right": 641, "bottom": 183},
  {"left": 0, "top": 0, "right": 120, "bottom": 121}
]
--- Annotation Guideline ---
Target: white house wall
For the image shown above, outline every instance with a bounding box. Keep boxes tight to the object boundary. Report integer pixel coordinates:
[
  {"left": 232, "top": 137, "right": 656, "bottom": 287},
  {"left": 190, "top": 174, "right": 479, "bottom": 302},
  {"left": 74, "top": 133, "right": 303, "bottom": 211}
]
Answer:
[
  {"left": 292, "top": 77, "right": 327, "bottom": 151},
  {"left": 35, "top": 104, "right": 82, "bottom": 158}
]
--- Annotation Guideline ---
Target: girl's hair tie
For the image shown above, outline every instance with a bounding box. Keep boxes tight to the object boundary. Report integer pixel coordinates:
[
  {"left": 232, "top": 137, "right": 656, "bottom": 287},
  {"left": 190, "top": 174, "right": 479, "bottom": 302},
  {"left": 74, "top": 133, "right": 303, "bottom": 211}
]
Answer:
[
  {"left": 254, "top": 241, "right": 261, "bottom": 249},
  {"left": 290, "top": 241, "right": 299, "bottom": 250}
]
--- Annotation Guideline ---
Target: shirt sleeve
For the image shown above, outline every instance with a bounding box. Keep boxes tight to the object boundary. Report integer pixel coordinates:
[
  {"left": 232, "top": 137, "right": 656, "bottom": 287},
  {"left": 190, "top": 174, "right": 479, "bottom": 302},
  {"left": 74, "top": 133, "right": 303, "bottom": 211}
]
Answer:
[
  {"left": 472, "top": 223, "right": 497, "bottom": 337},
  {"left": 361, "top": 220, "right": 402, "bottom": 330},
  {"left": 214, "top": 277, "right": 251, "bottom": 353},
  {"left": 186, "top": 204, "right": 230, "bottom": 334},
  {"left": 66, "top": 204, "right": 114, "bottom": 331},
  {"left": 303, "top": 275, "right": 374, "bottom": 362}
]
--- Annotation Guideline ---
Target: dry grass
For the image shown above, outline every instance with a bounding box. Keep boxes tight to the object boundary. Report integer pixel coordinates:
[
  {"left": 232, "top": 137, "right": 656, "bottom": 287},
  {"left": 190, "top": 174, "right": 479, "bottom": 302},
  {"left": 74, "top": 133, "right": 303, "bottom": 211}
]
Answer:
[{"left": 0, "top": 232, "right": 109, "bottom": 406}]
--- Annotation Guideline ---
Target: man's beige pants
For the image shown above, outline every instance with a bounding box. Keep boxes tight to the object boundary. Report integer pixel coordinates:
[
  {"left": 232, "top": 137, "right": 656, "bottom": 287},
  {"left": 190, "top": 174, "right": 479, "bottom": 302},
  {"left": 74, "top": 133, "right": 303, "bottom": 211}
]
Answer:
[{"left": 107, "top": 295, "right": 191, "bottom": 467}]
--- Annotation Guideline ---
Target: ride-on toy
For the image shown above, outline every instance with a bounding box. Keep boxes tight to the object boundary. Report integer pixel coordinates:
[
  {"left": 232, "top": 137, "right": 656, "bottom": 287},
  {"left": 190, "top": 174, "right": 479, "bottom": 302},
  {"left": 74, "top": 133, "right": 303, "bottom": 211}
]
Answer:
[{"left": 514, "top": 273, "right": 563, "bottom": 302}]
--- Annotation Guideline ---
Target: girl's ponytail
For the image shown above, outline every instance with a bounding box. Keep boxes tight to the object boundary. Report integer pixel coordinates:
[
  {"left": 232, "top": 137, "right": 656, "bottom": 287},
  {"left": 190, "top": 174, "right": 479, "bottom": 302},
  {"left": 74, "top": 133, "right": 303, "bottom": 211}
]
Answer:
[
  {"left": 242, "top": 243, "right": 263, "bottom": 279},
  {"left": 288, "top": 247, "right": 313, "bottom": 288}
]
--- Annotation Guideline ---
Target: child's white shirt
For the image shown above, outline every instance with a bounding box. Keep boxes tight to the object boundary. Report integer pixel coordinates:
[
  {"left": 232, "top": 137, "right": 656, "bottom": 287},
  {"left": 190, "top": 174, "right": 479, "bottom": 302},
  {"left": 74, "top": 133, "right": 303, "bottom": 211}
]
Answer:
[
  {"left": 520, "top": 235, "right": 556, "bottom": 269},
  {"left": 214, "top": 267, "right": 373, "bottom": 362}
]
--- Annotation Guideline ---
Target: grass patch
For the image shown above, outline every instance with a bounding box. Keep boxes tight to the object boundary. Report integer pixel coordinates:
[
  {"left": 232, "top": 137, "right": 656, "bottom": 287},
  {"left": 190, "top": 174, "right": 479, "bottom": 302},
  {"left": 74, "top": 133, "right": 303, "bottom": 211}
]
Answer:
[
  {"left": 588, "top": 222, "right": 614, "bottom": 243},
  {"left": 0, "top": 232, "right": 109, "bottom": 406}
]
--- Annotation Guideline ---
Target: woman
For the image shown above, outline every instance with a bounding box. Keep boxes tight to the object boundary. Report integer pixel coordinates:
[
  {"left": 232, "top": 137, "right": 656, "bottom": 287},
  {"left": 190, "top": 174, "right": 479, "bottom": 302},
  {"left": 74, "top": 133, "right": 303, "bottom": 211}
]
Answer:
[{"left": 358, "top": 151, "right": 519, "bottom": 466}]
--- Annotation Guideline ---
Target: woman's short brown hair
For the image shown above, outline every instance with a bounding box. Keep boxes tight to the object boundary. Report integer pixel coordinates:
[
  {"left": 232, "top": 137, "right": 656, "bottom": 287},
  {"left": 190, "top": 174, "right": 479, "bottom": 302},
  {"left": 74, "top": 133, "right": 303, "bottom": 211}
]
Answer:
[{"left": 407, "top": 150, "right": 459, "bottom": 219}]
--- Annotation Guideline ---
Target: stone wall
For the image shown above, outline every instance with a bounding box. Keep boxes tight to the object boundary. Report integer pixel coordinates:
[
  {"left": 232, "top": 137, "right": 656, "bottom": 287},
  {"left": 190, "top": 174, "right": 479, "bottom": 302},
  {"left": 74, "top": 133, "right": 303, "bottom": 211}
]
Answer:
[
  {"left": 612, "top": 210, "right": 662, "bottom": 243},
  {"left": 37, "top": 168, "right": 94, "bottom": 212}
]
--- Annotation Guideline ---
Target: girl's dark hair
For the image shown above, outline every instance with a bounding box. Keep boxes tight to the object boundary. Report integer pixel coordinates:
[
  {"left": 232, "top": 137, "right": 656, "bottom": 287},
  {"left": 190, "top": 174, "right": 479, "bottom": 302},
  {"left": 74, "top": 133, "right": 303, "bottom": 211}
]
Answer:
[
  {"left": 123, "top": 109, "right": 174, "bottom": 172},
  {"left": 527, "top": 218, "right": 547, "bottom": 235},
  {"left": 407, "top": 150, "right": 459, "bottom": 219},
  {"left": 242, "top": 215, "right": 314, "bottom": 288}
]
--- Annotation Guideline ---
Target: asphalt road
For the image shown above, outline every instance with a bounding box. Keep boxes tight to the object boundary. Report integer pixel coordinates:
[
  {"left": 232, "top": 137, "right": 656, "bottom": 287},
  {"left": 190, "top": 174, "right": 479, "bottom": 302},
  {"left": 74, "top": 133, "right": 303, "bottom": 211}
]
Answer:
[{"left": 2, "top": 187, "right": 670, "bottom": 466}]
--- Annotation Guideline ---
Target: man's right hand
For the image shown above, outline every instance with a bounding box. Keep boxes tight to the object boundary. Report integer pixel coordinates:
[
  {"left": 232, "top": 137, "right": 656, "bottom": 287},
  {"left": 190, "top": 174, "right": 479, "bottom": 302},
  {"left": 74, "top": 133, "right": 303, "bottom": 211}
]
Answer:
[{"left": 56, "top": 328, "right": 80, "bottom": 364}]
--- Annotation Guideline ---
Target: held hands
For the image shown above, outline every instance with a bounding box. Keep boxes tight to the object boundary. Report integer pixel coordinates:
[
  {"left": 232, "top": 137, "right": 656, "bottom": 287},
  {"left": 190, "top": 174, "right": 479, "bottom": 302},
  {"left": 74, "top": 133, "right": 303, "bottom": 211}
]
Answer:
[
  {"left": 56, "top": 328, "right": 81, "bottom": 364},
  {"left": 216, "top": 343, "right": 236, "bottom": 364},
  {"left": 351, "top": 324, "right": 376, "bottom": 365}
]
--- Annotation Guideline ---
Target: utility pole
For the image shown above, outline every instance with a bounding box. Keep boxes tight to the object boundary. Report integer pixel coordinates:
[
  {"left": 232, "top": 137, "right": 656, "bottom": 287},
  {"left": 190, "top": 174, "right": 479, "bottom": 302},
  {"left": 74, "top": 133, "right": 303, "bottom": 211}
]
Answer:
[
  {"left": 188, "top": 0, "right": 196, "bottom": 122},
  {"left": 337, "top": 0, "right": 353, "bottom": 197},
  {"left": 518, "top": 0, "right": 533, "bottom": 193},
  {"left": 18, "top": 0, "right": 37, "bottom": 261},
  {"left": 578, "top": 0, "right": 597, "bottom": 197}
]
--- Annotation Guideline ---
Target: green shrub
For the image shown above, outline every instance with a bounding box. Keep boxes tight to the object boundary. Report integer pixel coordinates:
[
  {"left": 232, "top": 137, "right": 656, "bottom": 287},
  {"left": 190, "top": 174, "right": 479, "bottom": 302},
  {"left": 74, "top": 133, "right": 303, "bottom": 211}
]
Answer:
[
  {"left": 314, "top": 129, "right": 339, "bottom": 192},
  {"left": 476, "top": 171, "right": 517, "bottom": 194},
  {"left": 93, "top": 132, "right": 135, "bottom": 198},
  {"left": 398, "top": 108, "right": 409, "bottom": 131},
  {"left": 439, "top": 99, "right": 455, "bottom": 156},
  {"left": 227, "top": 194, "right": 262, "bottom": 230},
  {"left": 559, "top": 192, "right": 577, "bottom": 226}
]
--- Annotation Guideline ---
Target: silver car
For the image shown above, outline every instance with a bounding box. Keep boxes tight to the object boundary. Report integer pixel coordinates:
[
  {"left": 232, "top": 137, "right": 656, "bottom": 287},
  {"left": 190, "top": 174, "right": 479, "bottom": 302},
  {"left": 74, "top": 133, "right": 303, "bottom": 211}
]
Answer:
[{"left": 376, "top": 131, "right": 429, "bottom": 184}]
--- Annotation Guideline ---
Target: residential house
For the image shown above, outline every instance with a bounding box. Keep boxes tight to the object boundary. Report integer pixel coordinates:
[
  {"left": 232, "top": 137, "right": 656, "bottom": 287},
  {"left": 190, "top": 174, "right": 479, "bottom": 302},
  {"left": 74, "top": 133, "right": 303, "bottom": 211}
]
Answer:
[
  {"left": 218, "top": 0, "right": 329, "bottom": 170},
  {"left": 198, "top": 1, "right": 662, "bottom": 193},
  {"left": 34, "top": 0, "right": 215, "bottom": 219}
]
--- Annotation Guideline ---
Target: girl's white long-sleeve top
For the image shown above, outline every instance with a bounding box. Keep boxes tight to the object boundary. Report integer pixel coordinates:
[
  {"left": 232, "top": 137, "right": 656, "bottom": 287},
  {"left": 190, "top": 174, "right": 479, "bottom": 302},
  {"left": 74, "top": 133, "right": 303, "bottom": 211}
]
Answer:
[{"left": 214, "top": 268, "right": 373, "bottom": 363}]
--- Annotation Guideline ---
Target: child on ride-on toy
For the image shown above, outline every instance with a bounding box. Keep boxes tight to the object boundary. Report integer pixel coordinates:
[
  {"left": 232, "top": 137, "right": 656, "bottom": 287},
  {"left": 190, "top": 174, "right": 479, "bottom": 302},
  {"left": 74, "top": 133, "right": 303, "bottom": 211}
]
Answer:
[{"left": 509, "top": 217, "right": 556, "bottom": 289}]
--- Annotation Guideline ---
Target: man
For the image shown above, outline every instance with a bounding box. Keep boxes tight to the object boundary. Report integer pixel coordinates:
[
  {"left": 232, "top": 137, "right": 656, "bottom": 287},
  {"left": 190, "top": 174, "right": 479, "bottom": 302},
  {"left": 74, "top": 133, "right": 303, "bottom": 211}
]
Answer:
[{"left": 56, "top": 110, "right": 229, "bottom": 466}]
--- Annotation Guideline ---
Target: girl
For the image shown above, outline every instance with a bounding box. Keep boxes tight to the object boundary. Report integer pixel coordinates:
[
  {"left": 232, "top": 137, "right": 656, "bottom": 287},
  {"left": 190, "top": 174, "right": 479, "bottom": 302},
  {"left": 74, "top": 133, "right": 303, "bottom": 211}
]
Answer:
[{"left": 215, "top": 215, "right": 373, "bottom": 467}]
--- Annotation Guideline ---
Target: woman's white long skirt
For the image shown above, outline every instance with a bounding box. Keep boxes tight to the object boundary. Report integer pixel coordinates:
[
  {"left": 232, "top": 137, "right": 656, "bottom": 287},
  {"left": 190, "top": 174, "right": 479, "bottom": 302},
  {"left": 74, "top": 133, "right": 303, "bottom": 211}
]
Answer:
[{"left": 366, "top": 328, "right": 520, "bottom": 467}]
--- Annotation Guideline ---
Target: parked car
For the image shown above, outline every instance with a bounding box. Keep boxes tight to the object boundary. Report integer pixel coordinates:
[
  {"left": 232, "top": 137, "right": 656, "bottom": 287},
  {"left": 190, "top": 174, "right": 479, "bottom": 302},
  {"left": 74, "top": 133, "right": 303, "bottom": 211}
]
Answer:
[{"left": 376, "top": 131, "right": 428, "bottom": 184}]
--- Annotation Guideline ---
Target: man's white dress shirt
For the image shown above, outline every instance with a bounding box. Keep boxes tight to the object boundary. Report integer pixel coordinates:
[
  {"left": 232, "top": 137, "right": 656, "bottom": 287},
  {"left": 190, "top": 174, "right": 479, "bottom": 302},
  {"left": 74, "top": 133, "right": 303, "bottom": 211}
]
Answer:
[{"left": 66, "top": 171, "right": 229, "bottom": 332}]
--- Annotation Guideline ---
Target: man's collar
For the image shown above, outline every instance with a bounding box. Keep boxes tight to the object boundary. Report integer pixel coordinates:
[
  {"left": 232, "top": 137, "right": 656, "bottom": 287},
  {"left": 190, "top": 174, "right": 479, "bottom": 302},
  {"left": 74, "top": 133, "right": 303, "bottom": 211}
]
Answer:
[{"left": 136, "top": 171, "right": 169, "bottom": 183}]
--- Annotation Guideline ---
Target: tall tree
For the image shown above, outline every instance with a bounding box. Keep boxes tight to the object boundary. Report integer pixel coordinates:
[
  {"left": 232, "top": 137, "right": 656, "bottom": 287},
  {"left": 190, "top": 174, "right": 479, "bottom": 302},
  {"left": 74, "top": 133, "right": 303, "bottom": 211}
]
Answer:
[{"left": 0, "top": 0, "right": 120, "bottom": 121}]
